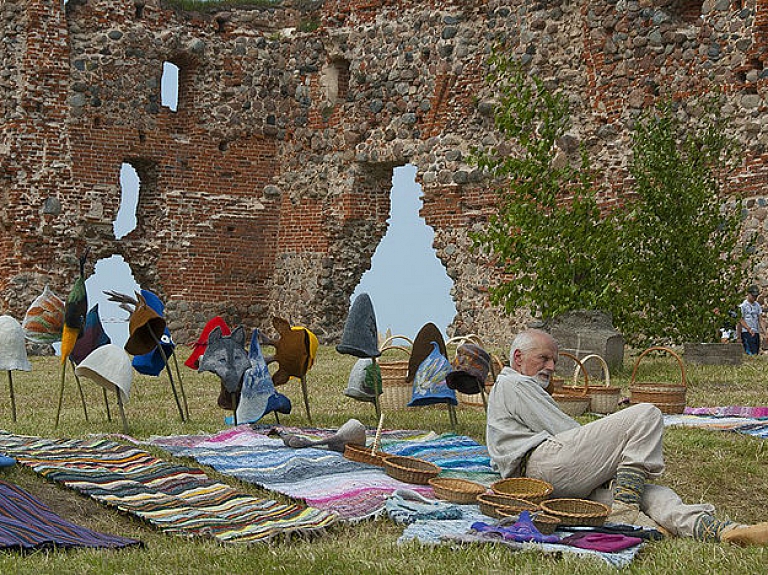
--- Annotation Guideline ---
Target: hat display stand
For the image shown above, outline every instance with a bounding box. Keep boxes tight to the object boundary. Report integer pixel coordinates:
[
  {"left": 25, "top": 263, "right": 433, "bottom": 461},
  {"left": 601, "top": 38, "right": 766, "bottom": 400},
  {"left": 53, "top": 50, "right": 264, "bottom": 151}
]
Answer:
[
  {"left": 551, "top": 351, "right": 590, "bottom": 417},
  {"left": 55, "top": 355, "right": 91, "bottom": 427},
  {"left": 74, "top": 344, "right": 134, "bottom": 434},
  {"left": 573, "top": 354, "right": 620, "bottom": 414},
  {"left": 377, "top": 335, "right": 413, "bottom": 411},
  {"left": 629, "top": 346, "right": 687, "bottom": 414}
]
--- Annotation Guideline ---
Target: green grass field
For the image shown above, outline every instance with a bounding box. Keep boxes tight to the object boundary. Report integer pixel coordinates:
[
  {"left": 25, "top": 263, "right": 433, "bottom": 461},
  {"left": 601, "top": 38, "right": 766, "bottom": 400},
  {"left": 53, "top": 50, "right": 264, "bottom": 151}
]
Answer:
[{"left": 0, "top": 345, "right": 765, "bottom": 574}]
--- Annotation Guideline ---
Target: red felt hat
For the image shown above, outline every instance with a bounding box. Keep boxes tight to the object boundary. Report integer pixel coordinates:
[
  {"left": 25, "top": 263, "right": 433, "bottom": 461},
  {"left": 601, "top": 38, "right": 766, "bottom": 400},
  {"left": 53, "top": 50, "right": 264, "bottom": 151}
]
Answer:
[{"left": 184, "top": 316, "right": 231, "bottom": 370}]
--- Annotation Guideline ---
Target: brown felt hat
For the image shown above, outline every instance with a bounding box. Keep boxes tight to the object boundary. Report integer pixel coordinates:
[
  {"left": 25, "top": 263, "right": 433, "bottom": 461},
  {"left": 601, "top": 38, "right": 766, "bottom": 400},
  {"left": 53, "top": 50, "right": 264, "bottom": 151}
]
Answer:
[
  {"left": 407, "top": 322, "right": 447, "bottom": 383},
  {"left": 271, "top": 316, "right": 311, "bottom": 385},
  {"left": 446, "top": 343, "right": 491, "bottom": 394},
  {"left": 124, "top": 292, "right": 167, "bottom": 356}
]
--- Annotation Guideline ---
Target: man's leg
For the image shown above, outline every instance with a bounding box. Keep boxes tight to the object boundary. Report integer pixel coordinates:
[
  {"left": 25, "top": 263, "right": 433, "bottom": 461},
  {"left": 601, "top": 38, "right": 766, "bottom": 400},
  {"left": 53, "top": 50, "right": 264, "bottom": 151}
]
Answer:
[{"left": 525, "top": 403, "right": 665, "bottom": 498}]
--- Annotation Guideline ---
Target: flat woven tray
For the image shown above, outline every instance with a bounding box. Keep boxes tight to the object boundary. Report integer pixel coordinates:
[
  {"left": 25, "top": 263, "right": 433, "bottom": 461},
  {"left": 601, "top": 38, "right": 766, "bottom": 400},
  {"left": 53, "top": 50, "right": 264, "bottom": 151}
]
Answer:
[
  {"left": 428, "top": 477, "right": 486, "bottom": 504},
  {"left": 539, "top": 498, "right": 610, "bottom": 527},
  {"left": 490, "top": 477, "right": 553, "bottom": 504},
  {"left": 383, "top": 455, "right": 440, "bottom": 485}
]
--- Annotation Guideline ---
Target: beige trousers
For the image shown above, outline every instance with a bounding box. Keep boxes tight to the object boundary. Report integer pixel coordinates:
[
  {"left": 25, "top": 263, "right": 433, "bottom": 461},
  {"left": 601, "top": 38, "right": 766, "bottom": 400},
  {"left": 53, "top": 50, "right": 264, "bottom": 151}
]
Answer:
[{"left": 525, "top": 403, "right": 714, "bottom": 537}]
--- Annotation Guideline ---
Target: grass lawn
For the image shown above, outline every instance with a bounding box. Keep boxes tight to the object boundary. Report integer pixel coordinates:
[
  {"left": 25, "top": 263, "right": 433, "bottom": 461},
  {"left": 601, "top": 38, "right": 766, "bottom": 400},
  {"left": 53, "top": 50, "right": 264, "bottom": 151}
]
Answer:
[{"left": 0, "top": 344, "right": 765, "bottom": 574}]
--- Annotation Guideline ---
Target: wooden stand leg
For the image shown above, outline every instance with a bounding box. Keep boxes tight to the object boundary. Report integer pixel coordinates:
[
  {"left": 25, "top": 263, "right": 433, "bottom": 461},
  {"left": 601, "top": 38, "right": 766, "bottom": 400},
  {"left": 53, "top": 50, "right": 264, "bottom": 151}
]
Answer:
[
  {"left": 7, "top": 371, "right": 16, "bottom": 423},
  {"left": 170, "top": 351, "right": 190, "bottom": 419},
  {"left": 300, "top": 376, "right": 312, "bottom": 425},
  {"left": 102, "top": 388, "right": 112, "bottom": 422},
  {"left": 55, "top": 363, "right": 66, "bottom": 428},
  {"left": 231, "top": 392, "right": 238, "bottom": 426},
  {"left": 448, "top": 403, "right": 458, "bottom": 432},
  {"left": 151, "top": 332, "right": 185, "bottom": 422},
  {"left": 115, "top": 389, "right": 129, "bottom": 434},
  {"left": 69, "top": 359, "right": 89, "bottom": 422}
]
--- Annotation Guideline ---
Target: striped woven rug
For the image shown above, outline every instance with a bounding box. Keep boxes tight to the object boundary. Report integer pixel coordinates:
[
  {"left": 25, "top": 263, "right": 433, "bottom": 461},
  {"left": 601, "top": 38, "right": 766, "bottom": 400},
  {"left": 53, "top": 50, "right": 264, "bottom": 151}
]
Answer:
[
  {"left": 148, "top": 425, "right": 500, "bottom": 521},
  {"left": 0, "top": 480, "right": 142, "bottom": 551},
  {"left": 0, "top": 432, "right": 336, "bottom": 544}
]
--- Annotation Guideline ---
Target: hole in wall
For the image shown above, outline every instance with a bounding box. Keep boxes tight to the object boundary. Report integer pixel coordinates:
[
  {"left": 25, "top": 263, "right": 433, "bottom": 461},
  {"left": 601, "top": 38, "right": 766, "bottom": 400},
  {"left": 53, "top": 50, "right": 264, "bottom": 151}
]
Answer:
[
  {"left": 352, "top": 164, "right": 456, "bottom": 339},
  {"left": 114, "top": 163, "right": 139, "bottom": 239},
  {"left": 161, "top": 61, "right": 180, "bottom": 112}
]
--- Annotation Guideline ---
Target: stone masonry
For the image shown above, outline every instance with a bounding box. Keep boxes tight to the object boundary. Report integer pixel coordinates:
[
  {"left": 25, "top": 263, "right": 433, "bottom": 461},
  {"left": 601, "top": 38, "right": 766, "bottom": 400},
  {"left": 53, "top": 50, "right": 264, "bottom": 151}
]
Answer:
[{"left": 2, "top": 0, "right": 768, "bottom": 348}]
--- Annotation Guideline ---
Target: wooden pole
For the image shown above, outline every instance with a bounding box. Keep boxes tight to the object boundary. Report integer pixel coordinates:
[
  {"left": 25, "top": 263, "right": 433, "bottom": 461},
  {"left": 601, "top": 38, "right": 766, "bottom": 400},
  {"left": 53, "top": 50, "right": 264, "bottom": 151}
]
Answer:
[
  {"left": 299, "top": 375, "right": 312, "bottom": 425},
  {"left": 115, "top": 389, "right": 129, "bottom": 434},
  {"left": 170, "top": 351, "right": 189, "bottom": 419},
  {"left": 7, "top": 371, "right": 16, "bottom": 423},
  {"left": 150, "top": 330, "right": 185, "bottom": 422},
  {"left": 55, "top": 362, "right": 66, "bottom": 427},
  {"left": 68, "top": 359, "right": 89, "bottom": 423}
]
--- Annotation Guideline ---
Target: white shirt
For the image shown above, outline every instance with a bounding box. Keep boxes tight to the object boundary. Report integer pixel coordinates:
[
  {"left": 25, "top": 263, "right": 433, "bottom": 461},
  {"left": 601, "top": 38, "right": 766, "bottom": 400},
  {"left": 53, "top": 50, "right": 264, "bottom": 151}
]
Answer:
[{"left": 740, "top": 299, "right": 762, "bottom": 332}]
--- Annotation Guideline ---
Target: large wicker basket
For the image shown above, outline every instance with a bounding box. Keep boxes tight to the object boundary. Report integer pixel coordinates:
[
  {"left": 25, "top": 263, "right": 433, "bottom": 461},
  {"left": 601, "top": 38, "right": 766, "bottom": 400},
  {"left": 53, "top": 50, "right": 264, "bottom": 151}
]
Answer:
[
  {"left": 343, "top": 443, "right": 386, "bottom": 467},
  {"left": 539, "top": 498, "right": 610, "bottom": 527},
  {"left": 574, "top": 354, "right": 621, "bottom": 414},
  {"left": 383, "top": 455, "right": 440, "bottom": 485},
  {"left": 490, "top": 477, "right": 554, "bottom": 505},
  {"left": 378, "top": 336, "right": 413, "bottom": 411},
  {"left": 552, "top": 352, "right": 590, "bottom": 417},
  {"left": 629, "top": 346, "right": 687, "bottom": 414}
]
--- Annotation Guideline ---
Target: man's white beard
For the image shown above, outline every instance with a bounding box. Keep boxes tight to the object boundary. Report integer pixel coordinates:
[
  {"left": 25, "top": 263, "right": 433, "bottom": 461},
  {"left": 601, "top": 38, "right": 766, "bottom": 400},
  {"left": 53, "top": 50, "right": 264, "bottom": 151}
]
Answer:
[{"left": 534, "top": 372, "right": 551, "bottom": 388}]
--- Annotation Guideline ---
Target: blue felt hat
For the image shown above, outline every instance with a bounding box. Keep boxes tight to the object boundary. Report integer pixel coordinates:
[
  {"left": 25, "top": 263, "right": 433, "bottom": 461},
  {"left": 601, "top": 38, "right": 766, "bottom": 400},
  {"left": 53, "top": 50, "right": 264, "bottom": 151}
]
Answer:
[
  {"left": 0, "top": 454, "right": 15, "bottom": 468},
  {"left": 131, "top": 290, "right": 175, "bottom": 376},
  {"left": 407, "top": 341, "right": 457, "bottom": 407},
  {"left": 236, "top": 328, "right": 292, "bottom": 424}
]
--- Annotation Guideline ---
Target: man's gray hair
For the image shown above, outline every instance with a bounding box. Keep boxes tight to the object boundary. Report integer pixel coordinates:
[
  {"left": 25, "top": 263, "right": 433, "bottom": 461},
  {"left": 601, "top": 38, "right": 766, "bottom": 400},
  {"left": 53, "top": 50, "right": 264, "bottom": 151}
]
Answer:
[{"left": 509, "top": 329, "right": 556, "bottom": 364}]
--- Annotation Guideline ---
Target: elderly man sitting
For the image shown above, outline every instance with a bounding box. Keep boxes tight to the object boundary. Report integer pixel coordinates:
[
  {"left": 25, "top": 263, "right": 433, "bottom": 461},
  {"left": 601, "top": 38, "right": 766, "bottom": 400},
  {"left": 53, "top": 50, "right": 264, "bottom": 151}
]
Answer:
[{"left": 486, "top": 329, "right": 768, "bottom": 545}]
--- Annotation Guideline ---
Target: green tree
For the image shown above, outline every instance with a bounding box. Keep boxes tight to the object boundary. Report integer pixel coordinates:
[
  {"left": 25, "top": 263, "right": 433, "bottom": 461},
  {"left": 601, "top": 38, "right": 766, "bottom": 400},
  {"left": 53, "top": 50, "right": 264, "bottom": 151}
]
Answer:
[
  {"left": 470, "top": 54, "right": 621, "bottom": 320},
  {"left": 617, "top": 99, "right": 748, "bottom": 343}
]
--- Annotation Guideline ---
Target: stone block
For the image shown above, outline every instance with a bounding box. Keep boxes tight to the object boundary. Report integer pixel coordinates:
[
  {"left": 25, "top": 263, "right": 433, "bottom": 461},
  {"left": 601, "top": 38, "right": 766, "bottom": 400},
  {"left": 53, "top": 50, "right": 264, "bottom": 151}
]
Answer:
[
  {"left": 683, "top": 343, "right": 743, "bottom": 366},
  {"left": 546, "top": 311, "right": 625, "bottom": 378}
]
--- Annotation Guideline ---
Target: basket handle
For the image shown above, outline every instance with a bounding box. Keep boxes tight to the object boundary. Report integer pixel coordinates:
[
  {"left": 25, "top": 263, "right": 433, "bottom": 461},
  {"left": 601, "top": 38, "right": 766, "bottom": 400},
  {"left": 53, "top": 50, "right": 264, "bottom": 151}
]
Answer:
[
  {"left": 378, "top": 344, "right": 412, "bottom": 358},
  {"left": 558, "top": 351, "right": 589, "bottom": 395},
  {"left": 380, "top": 334, "right": 413, "bottom": 349},
  {"left": 630, "top": 346, "right": 687, "bottom": 387},
  {"left": 573, "top": 354, "right": 611, "bottom": 387},
  {"left": 446, "top": 334, "right": 484, "bottom": 347}
]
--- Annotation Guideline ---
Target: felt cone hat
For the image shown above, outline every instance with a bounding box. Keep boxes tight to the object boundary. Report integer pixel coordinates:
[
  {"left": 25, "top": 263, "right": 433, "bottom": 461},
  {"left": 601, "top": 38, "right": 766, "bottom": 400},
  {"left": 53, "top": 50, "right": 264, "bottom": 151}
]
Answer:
[
  {"left": 124, "top": 292, "right": 166, "bottom": 356},
  {"left": 336, "top": 293, "right": 381, "bottom": 358},
  {"left": 75, "top": 344, "right": 133, "bottom": 403},
  {"left": 0, "top": 315, "right": 32, "bottom": 372},
  {"left": 407, "top": 341, "right": 456, "bottom": 407},
  {"left": 446, "top": 343, "right": 491, "bottom": 394}
]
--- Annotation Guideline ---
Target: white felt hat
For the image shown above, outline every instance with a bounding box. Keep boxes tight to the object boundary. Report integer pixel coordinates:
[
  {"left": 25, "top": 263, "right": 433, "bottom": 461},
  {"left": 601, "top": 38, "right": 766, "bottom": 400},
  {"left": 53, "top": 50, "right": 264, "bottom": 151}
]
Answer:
[
  {"left": 75, "top": 344, "right": 133, "bottom": 403},
  {"left": 0, "top": 315, "right": 32, "bottom": 372}
]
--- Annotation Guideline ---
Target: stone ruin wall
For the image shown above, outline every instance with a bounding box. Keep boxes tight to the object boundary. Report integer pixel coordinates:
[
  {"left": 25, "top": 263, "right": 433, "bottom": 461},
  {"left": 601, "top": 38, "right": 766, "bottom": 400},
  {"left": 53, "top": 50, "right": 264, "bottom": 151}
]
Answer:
[{"left": 3, "top": 0, "right": 768, "bottom": 349}]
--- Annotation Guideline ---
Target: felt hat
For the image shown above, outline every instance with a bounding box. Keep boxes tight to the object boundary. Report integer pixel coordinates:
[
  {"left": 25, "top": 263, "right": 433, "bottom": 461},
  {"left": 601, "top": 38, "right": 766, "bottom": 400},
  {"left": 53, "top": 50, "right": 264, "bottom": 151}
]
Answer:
[
  {"left": 236, "top": 328, "right": 292, "bottom": 424},
  {"left": 336, "top": 293, "right": 381, "bottom": 358},
  {"left": 124, "top": 292, "right": 166, "bottom": 356},
  {"left": 70, "top": 305, "right": 111, "bottom": 366},
  {"left": 132, "top": 290, "right": 175, "bottom": 376},
  {"left": 185, "top": 316, "right": 231, "bottom": 370},
  {"left": 271, "top": 317, "right": 313, "bottom": 385},
  {"left": 407, "top": 341, "right": 456, "bottom": 407},
  {"left": 446, "top": 343, "right": 491, "bottom": 394},
  {"left": 344, "top": 357, "right": 382, "bottom": 403},
  {"left": 22, "top": 285, "right": 65, "bottom": 345},
  {"left": 199, "top": 325, "right": 250, "bottom": 394},
  {"left": 0, "top": 315, "right": 32, "bottom": 372},
  {"left": 407, "top": 323, "right": 447, "bottom": 383},
  {"left": 74, "top": 343, "right": 133, "bottom": 403}
]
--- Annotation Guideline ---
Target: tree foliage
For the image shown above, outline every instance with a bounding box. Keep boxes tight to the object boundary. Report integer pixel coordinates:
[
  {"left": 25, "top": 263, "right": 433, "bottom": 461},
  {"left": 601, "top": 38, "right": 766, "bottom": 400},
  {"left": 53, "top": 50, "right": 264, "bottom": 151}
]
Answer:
[
  {"left": 472, "top": 53, "right": 749, "bottom": 343},
  {"left": 471, "top": 53, "right": 620, "bottom": 321}
]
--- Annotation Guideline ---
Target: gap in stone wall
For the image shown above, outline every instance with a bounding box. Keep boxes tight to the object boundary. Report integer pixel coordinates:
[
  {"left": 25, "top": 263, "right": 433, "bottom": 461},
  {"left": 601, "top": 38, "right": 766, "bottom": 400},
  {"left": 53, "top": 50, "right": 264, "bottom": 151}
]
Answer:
[
  {"left": 85, "top": 163, "right": 141, "bottom": 348},
  {"left": 352, "top": 164, "right": 456, "bottom": 340},
  {"left": 161, "top": 61, "right": 180, "bottom": 112}
]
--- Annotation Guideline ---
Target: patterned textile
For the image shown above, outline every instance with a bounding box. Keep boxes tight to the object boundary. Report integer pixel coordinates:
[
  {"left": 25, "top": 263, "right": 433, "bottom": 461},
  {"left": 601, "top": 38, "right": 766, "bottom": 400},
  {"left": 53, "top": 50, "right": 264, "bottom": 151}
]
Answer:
[
  {"left": 147, "top": 426, "right": 500, "bottom": 521},
  {"left": 663, "top": 413, "right": 768, "bottom": 439},
  {"left": 0, "top": 433, "right": 336, "bottom": 544},
  {"left": 683, "top": 406, "right": 768, "bottom": 419},
  {"left": 0, "top": 480, "right": 142, "bottom": 551}
]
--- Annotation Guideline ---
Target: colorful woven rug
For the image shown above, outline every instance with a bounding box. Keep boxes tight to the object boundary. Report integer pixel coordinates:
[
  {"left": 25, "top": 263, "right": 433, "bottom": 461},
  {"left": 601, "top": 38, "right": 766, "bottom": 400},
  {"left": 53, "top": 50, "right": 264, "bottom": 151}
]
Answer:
[
  {"left": 147, "top": 425, "right": 500, "bottom": 521},
  {"left": 0, "top": 432, "right": 336, "bottom": 544},
  {"left": 663, "top": 406, "right": 768, "bottom": 439},
  {"left": 0, "top": 480, "right": 142, "bottom": 551}
]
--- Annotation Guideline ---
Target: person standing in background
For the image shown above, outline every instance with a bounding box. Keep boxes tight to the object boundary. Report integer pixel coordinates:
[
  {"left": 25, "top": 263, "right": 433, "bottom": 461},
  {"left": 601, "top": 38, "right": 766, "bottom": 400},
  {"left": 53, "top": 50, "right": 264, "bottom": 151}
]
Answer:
[{"left": 739, "top": 285, "right": 763, "bottom": 355}]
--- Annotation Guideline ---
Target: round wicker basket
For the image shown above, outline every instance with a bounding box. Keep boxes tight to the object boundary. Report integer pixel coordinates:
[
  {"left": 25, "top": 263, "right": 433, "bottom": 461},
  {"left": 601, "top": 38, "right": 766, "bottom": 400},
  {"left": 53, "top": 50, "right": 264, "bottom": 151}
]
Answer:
[
  {"left": 629, "top": 346, "right": 687, "bottom": 414},
  {"left": 490, "top": 477, "right": 553, "bottom": 505},
  {"left": 343, "top": 443, "right": 386, "bottom": 467},
  {"left": 539, "top": 498, "right": 610, "bottom": 527},
  {"left": 377, "top": 337, "right": 413, "bottom": 411},
  {"left": 574, "top": 354, "right": 621, "bottom": 414},
  {"left": 552, "top": 352, "right": 590, "bottom": 416},
  {"left": 383, "top": 455, "right": 440, "bottom": 485},
  {"left": 428, "top": 477, "right": 486, "bottom": 504},
  {"left": 477, "top": 493, "right": 540, "bottom": 519}
]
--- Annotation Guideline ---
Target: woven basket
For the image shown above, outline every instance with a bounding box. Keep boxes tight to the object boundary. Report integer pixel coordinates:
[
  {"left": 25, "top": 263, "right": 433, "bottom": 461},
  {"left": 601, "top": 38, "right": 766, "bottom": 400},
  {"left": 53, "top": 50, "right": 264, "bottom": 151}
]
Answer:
[
  {"left": 343, "top": 443, "right": 386, "bottom": 467},
  {"left": 574, "top": 354, "right": 621, "bottom": 414},
  {"left": 383, "top": 455, "right": 440, "bottom": 485},
  {"left": 428, "top": 477, "right": 486, "bottom": 504},
  {"left": 490, "top": 477, "right": 554, "bottom": 505},
  {"left": 378, "top": 337, "right": 413, "bottom": 411},
  {"left": 552, "top": 352, "right": 590, "bottom": 416},
  {"left": 539, "top": 498, "right": 610, "bottom": 527},
  {"left": 629, "top": 346, "right": 687, "bottom": 414},
  {"left": 477, "top": 493, "right": 540, "bottom": 519}
]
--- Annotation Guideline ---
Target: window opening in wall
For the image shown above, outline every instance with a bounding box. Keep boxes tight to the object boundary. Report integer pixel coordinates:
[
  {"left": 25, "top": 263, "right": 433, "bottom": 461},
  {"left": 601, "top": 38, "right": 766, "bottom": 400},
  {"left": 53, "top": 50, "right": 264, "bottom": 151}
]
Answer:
[
  {"left": 320, "top": 58, "right": 351, "bottom": 107},
  {"left": 676, "top": 0, "right": 704, "bottom": 24},
  {"left": 85, "top": 163, "right": 142, "bottom": 347},
  {"left": 161, "top": 61, "right": 180, "bottom": 112},
  {"left": 352, "top": 164, "right": 456, "bottom": 339}
]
